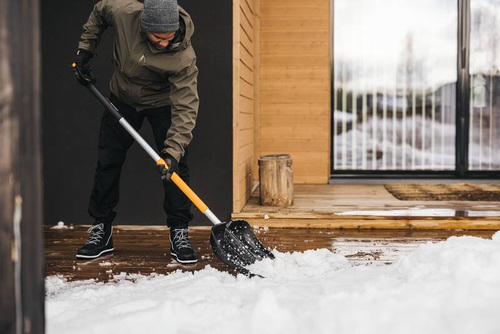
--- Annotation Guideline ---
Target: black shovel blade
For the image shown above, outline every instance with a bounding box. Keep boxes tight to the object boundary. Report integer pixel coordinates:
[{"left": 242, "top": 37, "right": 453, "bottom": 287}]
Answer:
[{"left": 210, "top": 220, "right": 274, "bottom": 275}]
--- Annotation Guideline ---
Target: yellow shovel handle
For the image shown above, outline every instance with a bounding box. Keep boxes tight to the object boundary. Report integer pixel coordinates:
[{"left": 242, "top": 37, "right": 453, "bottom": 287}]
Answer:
[{"left": 156, "top": 158, "right": 209, "bottom": 213}]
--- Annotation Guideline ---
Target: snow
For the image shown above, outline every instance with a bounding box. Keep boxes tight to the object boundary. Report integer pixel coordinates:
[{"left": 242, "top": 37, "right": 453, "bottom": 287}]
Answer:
[
  {"left": 50, "top": 221, "right": 74, "bottom": 230},
  {"left": 51, "top": 222, "right": 68, "bottom": 229},
  {"left": 98, "top": 262, "right": 113, "bottom": 267},
  {"left": 46, "top": 233, "right": 500, "bottom": 334}
]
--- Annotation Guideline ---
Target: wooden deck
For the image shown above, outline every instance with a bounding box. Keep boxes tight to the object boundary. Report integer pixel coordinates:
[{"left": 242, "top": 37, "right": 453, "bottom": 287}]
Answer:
[
  {"left": 232, "top": 184, "right": 500, "bottom": 229},
  {"left": 45, "top": 225, "right": 496, "bottom": 281}
]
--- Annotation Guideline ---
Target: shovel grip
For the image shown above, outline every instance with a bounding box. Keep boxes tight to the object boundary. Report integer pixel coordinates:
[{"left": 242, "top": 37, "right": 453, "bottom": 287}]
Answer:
[{"left": 156, "top": 158, "right": 209, "bottom": 213}]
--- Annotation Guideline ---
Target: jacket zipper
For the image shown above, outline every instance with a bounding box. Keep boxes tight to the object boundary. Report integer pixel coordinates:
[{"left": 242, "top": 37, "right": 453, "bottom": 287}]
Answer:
[{"left": 131, "top": 54, "right": 145, "bottom": 75}]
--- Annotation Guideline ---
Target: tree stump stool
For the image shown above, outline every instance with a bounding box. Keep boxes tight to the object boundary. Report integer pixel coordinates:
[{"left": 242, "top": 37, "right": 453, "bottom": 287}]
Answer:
[{"left": 258, "top": 154, "right": 293, "bottom": 207}]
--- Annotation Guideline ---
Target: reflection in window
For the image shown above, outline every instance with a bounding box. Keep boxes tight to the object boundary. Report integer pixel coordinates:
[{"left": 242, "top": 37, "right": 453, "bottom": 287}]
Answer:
[
  {"left": 469, "top": 0, "right": 500, "bottom": 170},
  {"left": 333, "top": 0, "right": 457, "bottom": 170}
]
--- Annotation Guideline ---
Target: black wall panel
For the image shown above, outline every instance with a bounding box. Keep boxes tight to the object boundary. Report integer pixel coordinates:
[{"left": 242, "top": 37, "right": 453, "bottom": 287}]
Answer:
[{"left": 41, "top": 1, "right": 232, "bottom": 225}]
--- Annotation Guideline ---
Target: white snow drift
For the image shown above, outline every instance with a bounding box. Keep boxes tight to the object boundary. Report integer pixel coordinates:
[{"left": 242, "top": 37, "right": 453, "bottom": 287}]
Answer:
[{"left": 46, "top": 232, "right": 500, "bottom": 334}]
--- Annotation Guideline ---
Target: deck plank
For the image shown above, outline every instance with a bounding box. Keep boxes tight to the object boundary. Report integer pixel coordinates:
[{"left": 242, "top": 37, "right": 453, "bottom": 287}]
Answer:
[
  {"left": 45, "top": 226, "right": 496, "bottom": 281},
  {"left": 233, "top": 184, "right": 500, "bottom": 229}
]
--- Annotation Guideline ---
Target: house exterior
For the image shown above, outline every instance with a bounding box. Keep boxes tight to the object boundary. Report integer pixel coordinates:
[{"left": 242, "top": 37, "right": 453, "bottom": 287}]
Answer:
[
  {"left": 233, "top": 0, "right": 500, "bottom": 213},
  {"left": 34, "top": 0, "right": 500, "bottom": 224},
  {"left": 2, "top": 1, "right": 499, "bottom": 331}
]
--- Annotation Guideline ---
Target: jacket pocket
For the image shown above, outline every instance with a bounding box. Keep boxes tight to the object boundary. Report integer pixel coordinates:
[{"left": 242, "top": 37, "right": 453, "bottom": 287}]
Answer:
[{"left": 124, "top": 54, "right": 146, "bottom": 78}]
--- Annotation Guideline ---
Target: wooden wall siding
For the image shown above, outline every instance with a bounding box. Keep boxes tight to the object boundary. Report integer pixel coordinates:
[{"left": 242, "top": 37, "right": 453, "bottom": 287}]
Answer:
[
  {"left": 259, "top": 0, "right": 331, "bottom": 183},
  {"left": 233, "top": 0, "right": 259, "bottom": 212}
]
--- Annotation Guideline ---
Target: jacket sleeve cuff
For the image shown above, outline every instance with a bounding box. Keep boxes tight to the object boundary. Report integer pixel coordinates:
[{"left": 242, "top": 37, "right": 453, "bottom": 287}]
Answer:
[
  {"left": 162, "top": 148, "right": 182, "bottom": 162},
  {"left": 77, "top": 43, "right": 95, "bottom": 55}
]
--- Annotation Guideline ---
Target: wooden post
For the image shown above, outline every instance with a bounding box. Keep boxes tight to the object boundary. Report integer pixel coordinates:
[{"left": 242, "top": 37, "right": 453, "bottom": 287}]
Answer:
[
  {"left": 258, "top": 154, "right": 293, "bottom": 207},
  {"left": 0, "top": 0, "right": 44, "bottom": 333},
  {"left": 0, "top": 1, "right": 16, "bottom": 331}
]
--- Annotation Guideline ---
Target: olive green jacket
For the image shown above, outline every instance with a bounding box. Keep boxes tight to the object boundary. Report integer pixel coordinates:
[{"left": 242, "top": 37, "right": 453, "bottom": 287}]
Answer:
[{"left": 78, "top": 0, "right": 199, "bottom": 161}]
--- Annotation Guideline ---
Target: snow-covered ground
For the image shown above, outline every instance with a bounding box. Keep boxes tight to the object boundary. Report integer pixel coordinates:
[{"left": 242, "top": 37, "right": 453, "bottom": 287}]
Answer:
[{"left": 46, "top": 232, "right": 500, "bottom": 334}]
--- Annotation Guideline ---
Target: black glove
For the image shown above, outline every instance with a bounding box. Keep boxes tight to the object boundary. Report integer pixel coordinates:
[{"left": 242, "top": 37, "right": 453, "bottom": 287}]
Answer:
[
  {"left": 157, "top": 153, "right": 179, "bottom": 182},
  {"left": 71, "top": 49, "right": 96, "bottom": 85},
  {"left": 72, "top": 49, "right": 93, "bottom": 67}
]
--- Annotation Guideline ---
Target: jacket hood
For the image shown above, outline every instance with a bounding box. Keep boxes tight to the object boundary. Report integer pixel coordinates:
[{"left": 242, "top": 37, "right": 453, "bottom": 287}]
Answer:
[{"left": 176, "top": 6, "right": 194, "bottom": 50}]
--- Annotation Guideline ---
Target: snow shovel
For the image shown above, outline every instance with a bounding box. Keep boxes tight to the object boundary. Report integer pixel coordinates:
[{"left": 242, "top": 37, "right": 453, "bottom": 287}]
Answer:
[{"left": 72, "top": 64, "right": 274, "bottom": 276}]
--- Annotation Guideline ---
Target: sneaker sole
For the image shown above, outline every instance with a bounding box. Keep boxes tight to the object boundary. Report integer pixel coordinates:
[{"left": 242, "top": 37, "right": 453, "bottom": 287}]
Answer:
[
  {"left": 170, "top": 252, "right": 198, "bottom": 264},
  {"left": 76, "top": 248, "right": 114, "bottom": 259}
]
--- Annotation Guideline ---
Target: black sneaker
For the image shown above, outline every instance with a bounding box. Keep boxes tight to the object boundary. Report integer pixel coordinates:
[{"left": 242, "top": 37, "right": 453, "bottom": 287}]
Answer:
[
  {"left": 76, "top": 223, "right": 114, "bottom": 259},
  {"left": 170, "top": 228, "right": 198, "bottom": 264}
]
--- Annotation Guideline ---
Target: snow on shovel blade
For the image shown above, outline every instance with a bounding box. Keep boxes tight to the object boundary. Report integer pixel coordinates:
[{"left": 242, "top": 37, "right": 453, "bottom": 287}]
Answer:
[{"left": 210, "top": 220, "right": 274, "bottom": 276}]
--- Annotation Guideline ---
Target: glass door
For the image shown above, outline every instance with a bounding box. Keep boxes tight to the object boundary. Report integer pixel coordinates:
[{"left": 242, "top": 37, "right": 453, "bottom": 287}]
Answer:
[
  {"left": 469, "top": 0, "right": 500, "bottom": 171},
  {"left": 331, "top": 0, "right": 500, "bottom": 176}
]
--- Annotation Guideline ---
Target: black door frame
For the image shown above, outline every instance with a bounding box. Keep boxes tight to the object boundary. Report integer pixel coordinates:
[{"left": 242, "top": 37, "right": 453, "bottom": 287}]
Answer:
[{"left": 330, "top": 0, "right": 500, "bottom": 179}]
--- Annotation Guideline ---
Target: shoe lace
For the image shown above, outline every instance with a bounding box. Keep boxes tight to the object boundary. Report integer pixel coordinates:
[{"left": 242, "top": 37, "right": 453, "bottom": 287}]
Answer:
[
  {"left": 86, "top": 223, "right": 105, "bottom": 245},
  {"left": 171, "top": 228, "right": 192, "bottom": 249}
]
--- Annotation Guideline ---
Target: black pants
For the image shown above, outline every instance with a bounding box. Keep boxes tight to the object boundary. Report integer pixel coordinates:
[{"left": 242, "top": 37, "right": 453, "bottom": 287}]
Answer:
[{"left": 88, "top": 94, "right": 193, "bottom": 228}]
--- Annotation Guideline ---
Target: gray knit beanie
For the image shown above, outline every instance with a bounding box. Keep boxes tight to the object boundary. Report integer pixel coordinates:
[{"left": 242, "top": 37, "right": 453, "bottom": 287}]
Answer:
[{"left": 142, "top": 0, "right": 179, "bottom": 32}]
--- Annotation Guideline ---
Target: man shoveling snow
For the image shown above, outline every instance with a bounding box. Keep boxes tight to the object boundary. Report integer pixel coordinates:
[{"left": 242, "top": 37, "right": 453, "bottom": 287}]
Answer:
[{"left": 72, "top": 0, "right": 199, "bottom": 264}]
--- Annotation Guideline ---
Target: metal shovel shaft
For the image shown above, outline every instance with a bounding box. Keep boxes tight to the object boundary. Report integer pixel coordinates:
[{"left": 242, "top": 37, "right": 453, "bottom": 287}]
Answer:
[
  {"left": 87, "top": 84, "right": 223, "bottom": 226},
  {"left": 74, "top": 65, "right": 274, "bottom": 276}
]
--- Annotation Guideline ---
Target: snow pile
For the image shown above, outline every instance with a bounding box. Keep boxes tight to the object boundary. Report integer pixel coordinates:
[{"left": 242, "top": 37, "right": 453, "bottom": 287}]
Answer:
[
  {"left": 46, "top": 234, "right": 500, "bottom": 334},
  {"left": 50, "top": 221, "right": 73, "bottom": 229}
]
